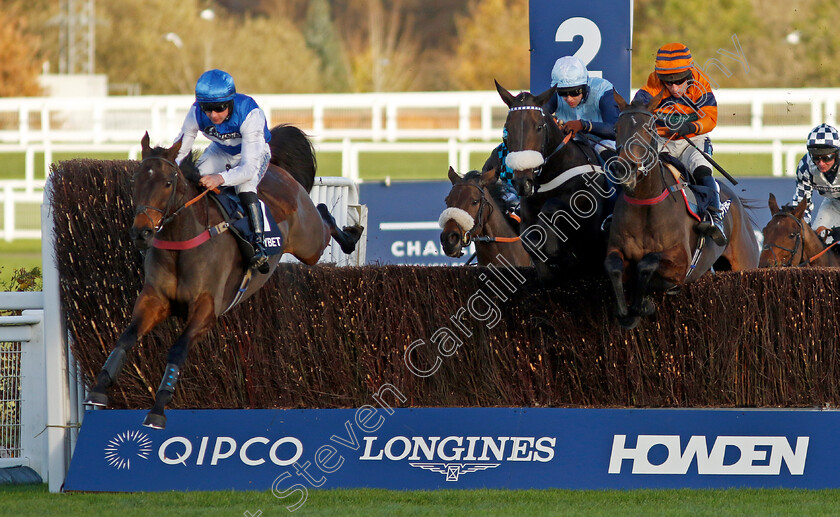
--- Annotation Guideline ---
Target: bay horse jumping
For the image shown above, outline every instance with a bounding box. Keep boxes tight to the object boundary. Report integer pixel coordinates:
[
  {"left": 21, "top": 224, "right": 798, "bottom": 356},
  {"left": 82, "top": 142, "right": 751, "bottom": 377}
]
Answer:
[
  {"left": 759, "top": 193, "right": 840, "bottom": 267},
  {"left": 439, "top": 166, "right": 531, "bottom": 267},
  {"left": 492, "top": 80, "right": 614, "bottom": 281},
  {"left": 83, "top": 129, "right": 363, "bottom": 429},
  {"left": 604, "top": 93, "right": 759, "bottom": 329}
]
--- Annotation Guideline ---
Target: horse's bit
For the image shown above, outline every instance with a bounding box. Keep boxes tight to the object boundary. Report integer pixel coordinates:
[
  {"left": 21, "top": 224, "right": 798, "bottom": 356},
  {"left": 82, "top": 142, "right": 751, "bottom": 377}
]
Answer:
[{"left": 762, "top": 212, "right": 803, "bottom": 267}]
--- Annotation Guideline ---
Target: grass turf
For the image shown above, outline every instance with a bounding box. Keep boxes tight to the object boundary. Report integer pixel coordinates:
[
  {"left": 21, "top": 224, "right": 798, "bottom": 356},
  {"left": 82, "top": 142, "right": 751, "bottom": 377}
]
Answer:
[{"left": 2, "top": 485, "right": 840, "bottom": 517}]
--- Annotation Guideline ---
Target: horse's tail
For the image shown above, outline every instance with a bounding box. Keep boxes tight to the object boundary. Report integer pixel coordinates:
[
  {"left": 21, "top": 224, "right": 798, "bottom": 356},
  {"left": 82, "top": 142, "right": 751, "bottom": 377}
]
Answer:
[{"left": 269, "top": 124, "right": 317, "bottom": 193}]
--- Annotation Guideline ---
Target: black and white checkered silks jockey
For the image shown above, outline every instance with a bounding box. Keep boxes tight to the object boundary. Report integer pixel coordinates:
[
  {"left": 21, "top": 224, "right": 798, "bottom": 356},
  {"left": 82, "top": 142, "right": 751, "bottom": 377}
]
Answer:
[{"left": 792, "top": 124, "right": 840, "bottom": 237}]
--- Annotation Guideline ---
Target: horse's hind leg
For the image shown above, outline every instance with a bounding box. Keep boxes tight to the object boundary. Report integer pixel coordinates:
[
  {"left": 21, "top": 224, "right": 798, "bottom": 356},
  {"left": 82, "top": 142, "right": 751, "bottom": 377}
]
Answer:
[
  {"left": 316, "top": 203, "right": 363, "bottom": 254},
  {"left": 84, "top": 287, "right": 170, "bottom": 407},
  {"left": 143, "top": 293, "right": 216, "bottom": 430}
]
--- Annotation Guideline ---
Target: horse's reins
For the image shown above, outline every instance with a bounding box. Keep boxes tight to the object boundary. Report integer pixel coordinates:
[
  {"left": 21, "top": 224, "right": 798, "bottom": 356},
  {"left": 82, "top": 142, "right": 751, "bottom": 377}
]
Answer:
[
  {"left": 457, "top": 183, "right": 520, "bottom": 246},
  {"left": 615, "top": 109, "right": 674, "bottom": 205},
  {"left": 764, "top": 213, "right": 840, "bottom": 266},
  {"left": 137, "top": 155, "right": 224, "bottom": 250}
]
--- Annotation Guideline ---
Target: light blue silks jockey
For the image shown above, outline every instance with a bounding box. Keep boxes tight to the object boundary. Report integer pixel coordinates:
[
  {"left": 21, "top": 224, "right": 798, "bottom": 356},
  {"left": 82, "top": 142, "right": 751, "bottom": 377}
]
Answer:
[{"left": 545, "top": 56, "right": 619, "bottom": 157}]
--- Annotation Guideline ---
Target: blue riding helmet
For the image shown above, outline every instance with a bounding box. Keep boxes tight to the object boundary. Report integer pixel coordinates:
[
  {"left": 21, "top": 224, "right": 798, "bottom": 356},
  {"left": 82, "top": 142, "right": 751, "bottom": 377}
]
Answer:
[{"left": 195, "top": 69, "right": 236, "bottom": 103}]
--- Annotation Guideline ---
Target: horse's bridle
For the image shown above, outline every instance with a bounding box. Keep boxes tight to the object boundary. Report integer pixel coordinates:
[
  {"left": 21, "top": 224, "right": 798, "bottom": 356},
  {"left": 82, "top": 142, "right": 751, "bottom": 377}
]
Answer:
[
  {"left": 762, "top": 212, "right": 804, "bottom": 267},
  {"left": 454, "top": 183, "right": 493, "bottom": 246},
  {"left": 505, "top": 105, "right": 564, "bottom": 177},
  {"left": 134, "top": 156, "right": 184, "bottom": 232},
  {"left": 615, "top": 109, "right": 661, "bottom": 177}
]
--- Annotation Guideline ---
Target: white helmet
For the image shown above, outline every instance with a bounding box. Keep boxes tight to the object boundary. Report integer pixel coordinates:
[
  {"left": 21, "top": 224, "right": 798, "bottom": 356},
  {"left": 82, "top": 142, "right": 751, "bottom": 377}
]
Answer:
[{"left": 550, "top": 56, "right": 589, "bottom": 89}]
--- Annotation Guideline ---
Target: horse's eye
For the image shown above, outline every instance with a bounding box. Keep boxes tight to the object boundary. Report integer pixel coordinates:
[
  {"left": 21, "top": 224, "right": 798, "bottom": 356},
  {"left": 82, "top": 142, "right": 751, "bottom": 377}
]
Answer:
[
  {"left": 165, "top": 181, "right": 173, "bottom": 188},
  {"left": 472, "top": 199, "right": 480, "bottom": 205},
  {"left": 790, "top": 232, "right": 797, "bottom": 238}
]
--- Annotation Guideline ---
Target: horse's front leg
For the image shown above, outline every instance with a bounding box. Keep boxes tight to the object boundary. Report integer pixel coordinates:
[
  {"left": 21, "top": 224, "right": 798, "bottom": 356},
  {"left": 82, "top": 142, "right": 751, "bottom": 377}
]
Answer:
[
  {"left": 630, "top": 252, "right": 661, "bottom": 317},
  {"left": 605, "top": 250, "right": 638, "bottom": 328},
  {"left": 143, "top": 292, "right": 216, "bottom": 430},
  {"left": 84, "top": 286, "right": 170, "bottom": 407}
]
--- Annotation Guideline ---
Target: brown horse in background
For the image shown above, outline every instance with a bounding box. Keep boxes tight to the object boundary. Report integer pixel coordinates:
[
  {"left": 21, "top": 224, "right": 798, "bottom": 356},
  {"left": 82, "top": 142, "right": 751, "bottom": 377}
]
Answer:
[
  {"left": 439, "top": 166, "right": 531, "bottom": 267},
  {"left": 760, "top": 193, "right": 840, "bottom": 267},
  {"left": 84, "top": 130, "right": 363, "bottom": 429},
  {"left": 604, "top": 93, "right": 759, "bottom": 328}
]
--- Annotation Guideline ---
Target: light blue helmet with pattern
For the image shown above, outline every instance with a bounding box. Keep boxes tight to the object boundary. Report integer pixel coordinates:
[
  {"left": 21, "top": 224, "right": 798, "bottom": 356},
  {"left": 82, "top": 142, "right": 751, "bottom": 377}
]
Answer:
[
  {"left": 550, "top": 56, "right": 589, "bottom": 89},
  {"left": 195, "top": 69, "right": 236, "bottom": 103}
]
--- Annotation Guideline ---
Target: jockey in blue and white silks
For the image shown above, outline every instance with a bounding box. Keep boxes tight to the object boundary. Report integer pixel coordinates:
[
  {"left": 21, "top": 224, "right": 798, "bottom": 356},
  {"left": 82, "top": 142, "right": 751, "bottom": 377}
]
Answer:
[
  {"left": 792, "top": 124, "right": 840, "bottom": 234},
  {"left": 174, "top": 69, "right": 273, "bottom": 272},
  {"left": 544, "top": 56, "right": 620, "bottom": 160}
]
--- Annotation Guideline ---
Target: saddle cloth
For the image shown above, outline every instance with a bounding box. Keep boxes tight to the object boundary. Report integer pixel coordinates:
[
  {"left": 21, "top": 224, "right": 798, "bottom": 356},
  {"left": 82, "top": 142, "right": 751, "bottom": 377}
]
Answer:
[{"left": 213, "top": 188, "right": 284, "bottom": 255}]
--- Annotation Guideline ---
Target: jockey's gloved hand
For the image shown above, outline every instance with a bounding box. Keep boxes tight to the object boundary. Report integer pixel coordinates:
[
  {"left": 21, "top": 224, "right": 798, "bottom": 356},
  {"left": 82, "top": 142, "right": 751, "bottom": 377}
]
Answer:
[
  {"left": 563, "top": 120, "right": 590, "bottom": 136},
  {"left": 670, "top": 121, "right": 697, "bottom": 137}
]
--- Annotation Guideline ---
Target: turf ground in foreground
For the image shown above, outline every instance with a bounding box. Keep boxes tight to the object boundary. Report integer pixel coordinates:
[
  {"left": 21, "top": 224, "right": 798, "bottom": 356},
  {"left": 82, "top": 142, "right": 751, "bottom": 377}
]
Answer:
[{"left": 2, "top": 485, "right": 840, "bottom": 517}]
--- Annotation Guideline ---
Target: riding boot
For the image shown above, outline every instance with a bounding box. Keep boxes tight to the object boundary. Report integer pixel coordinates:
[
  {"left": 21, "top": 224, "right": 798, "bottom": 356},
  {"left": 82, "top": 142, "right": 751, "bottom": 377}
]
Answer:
[
  {"left": 696, "top": 175, "right": 728, "bottom": 246},
  {"left": 242, "top": 195, "right": 271, "bottom": 274}
]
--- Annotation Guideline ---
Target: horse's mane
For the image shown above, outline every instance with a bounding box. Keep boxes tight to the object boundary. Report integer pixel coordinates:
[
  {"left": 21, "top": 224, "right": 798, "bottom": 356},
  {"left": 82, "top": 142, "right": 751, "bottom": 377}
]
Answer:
[
  {"left": 461, "top": 170, "right": 509, "bottom": 208},
  {"left": 177, "top": 150, "right": 203, "bottom": 187}
]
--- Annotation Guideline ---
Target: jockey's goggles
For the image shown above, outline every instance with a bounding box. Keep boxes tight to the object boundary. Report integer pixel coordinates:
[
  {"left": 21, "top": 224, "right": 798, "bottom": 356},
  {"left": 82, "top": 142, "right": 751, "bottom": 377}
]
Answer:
[
  {"left": 811, "top": 152, "right": 837, "bottom": 163},
  {"left": 200, "top": 102, "right": 229, "bottom": 113},
  {"left": 659, "top": 75, "right": 689, "bottom": 86},
  {"left": 557, "top": 87, "right": 585, "bottom": 98}
]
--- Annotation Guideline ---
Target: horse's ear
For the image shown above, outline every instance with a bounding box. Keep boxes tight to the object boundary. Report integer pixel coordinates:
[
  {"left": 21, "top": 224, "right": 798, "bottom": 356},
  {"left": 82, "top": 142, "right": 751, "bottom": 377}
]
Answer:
[
  {"left": 647, "top": 90, "right": 665, "bottom": 112},
  {"left": 479, "top": 167, "right": 497, "bottom": 187},
  {"left": 448, "top": 166, "right": 461, "bottom": 185},
  {"left": 140, "top": 131, "right": 151, "bottom": 156},
  {"left": 793, "top": 196, "right": 808, "bottom": 218},
  {"left": 614, "top": 90, "right": 628, "bottom": 111},
  {"left": 768, "top": 193, "right": 780, "bottom": 214},
  {"left": 535, "top": 86, "right": 555, "bottom": 107},
  {"left": 168, "top": 136, "right": 183, "bottom": 161},
  {"left": 495, "top": 79, "right": 515, "bottom": 108}
]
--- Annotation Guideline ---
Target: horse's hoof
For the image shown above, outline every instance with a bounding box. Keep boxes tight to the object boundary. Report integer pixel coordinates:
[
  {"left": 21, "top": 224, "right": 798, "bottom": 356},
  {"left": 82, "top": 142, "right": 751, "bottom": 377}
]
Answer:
[
  {"left": 142, "top": 412, "right": 166, "bottom": 430},
  {"left": 84, "top": 391, "right": 108, "bottom": 408},
  {"left": 639, "top": 298, "right": 656, "bottom": 317},
  {"left": 618, "top": 315, "right": 640, "bottom": 330}
]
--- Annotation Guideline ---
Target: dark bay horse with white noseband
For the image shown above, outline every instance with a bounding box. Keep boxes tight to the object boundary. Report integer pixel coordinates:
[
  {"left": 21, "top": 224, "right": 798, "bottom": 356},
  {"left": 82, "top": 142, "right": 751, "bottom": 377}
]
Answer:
[
  {"left": 439, "top": 166, "right": 531, "bottom": 267},
  {"left": 492, "top": 80, "right": 614, "bottom": 281},
  {"left": 84, "top": 131, "right": 363, "bottom": 429},
  {"left": 604, "top": 93, "right": 758, "bottom": 328},
  {"left": 760, "top": 193, "right": 840, "bottom": 267}
]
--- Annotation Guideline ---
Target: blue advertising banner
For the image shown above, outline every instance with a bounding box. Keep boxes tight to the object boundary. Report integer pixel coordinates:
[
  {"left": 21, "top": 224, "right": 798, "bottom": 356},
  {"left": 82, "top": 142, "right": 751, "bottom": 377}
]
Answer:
[
  {"left": 66, "top": 407, "right": 837, "bottom": 493},
  {"left": 360, "top": 181, "right": 473, "bottom": 266},
  {"left": 358, "top": 178, "right": 798, "bottom": 265},
  {"left": 529, "top": 0, "right": 633, "bottom": 100}
]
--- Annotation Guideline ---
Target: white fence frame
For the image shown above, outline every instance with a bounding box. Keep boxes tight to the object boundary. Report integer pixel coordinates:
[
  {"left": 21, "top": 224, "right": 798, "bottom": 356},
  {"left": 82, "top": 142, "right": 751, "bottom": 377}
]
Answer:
[{"left": 0, "top": 89, "right": 838, "bottom": 146}]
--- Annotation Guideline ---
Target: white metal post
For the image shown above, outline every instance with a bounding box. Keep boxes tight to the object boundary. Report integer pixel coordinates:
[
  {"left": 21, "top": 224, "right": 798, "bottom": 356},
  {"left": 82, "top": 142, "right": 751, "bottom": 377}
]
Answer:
[{"left": 41, "top": 181, "right": 71, "bottom": 493}]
